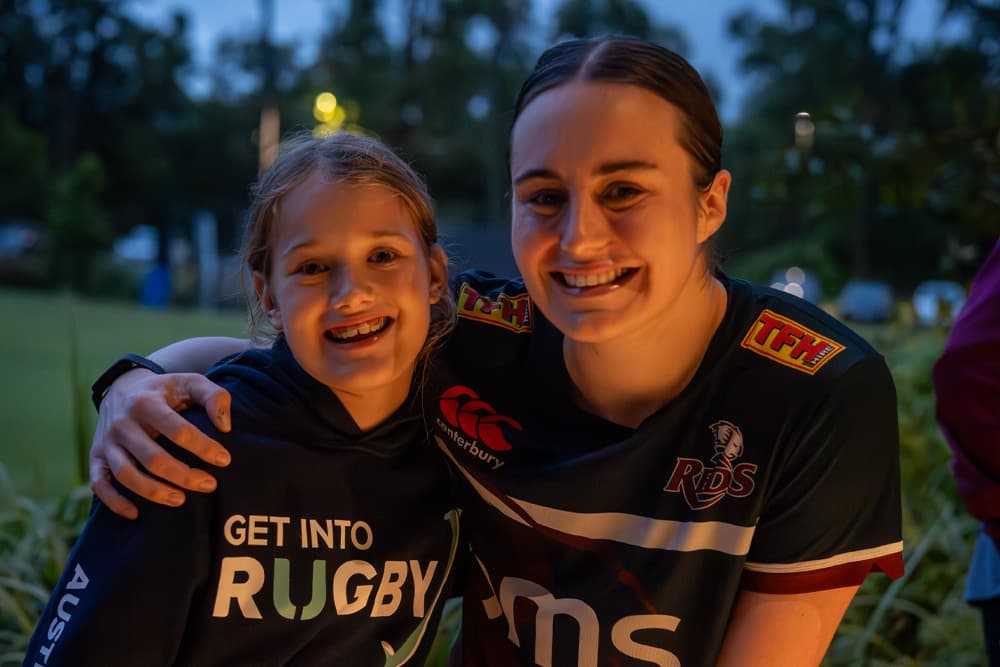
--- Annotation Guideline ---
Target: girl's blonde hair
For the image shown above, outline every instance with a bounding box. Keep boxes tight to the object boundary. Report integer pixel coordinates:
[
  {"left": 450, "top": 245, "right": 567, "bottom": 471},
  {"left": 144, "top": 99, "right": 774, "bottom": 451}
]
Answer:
[{"left": 240, "top": 132, "right": 455, "bottom": 358}]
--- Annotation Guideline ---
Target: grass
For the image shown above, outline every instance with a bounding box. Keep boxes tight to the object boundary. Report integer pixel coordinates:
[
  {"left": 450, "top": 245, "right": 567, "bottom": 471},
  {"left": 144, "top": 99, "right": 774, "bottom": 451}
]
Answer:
[{"left": 0, "top": 288, "right": 246, "bottom": 498}]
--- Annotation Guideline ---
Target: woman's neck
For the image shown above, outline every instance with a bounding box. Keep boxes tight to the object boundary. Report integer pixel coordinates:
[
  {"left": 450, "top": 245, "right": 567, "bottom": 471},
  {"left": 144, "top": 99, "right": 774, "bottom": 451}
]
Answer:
[{"left": 564, "top": 276, "right": 728, "bottom": 429}]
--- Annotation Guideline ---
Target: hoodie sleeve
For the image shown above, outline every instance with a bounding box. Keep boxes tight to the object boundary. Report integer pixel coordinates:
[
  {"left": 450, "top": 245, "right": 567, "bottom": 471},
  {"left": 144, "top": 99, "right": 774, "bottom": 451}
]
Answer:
[
  {"left": 933, "top": 238, "right": 1000, "bottom": 549},
  {"left": 23, "top": 428, "right": 216, "bottom": 666}
]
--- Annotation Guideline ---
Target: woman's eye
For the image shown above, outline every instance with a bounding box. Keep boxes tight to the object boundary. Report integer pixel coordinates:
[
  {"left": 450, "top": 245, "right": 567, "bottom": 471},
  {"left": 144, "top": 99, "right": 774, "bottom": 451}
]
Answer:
[
  {"left": 369, "top": 249, "right": 399, "bottom": 264},
  {"left": 298, "top": 262, "right": 326, "bottom": 276},
  {"left": 602, "top": 184, "right": 643, "bottom": 202}
]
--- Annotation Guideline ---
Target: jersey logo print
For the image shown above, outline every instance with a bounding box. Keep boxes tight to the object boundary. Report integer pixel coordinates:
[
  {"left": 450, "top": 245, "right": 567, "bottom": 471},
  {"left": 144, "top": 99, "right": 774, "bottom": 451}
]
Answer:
[
  {"left": 457, "top": 282, "right": 533, "bottom": 333},
  {"left": 381, "top": 509, "right": 460, "bottom": 667},
  {"left": 436, "top": 386, "right": 521, "bottom": 470},
  {"left": 740, "top": 309, "right": 845, "bottom": 374},
  {"left": 664, "top": 421, "right": 758, "bottom": 510},
  {"left": 439, "top": 386, "right": 521, "bottom": 451}
]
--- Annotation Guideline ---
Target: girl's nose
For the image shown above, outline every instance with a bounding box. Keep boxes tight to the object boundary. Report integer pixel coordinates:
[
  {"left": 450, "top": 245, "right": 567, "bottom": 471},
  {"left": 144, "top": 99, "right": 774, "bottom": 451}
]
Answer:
[{"left": 330, "top": 267, "right": 375, "bottom": 312}]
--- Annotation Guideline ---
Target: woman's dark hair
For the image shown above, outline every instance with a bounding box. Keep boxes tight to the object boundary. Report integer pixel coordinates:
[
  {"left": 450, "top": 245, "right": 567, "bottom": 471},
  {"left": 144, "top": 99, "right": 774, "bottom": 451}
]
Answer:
[{"left": 510, "top": 35, "right": 723, "bottom": 189}]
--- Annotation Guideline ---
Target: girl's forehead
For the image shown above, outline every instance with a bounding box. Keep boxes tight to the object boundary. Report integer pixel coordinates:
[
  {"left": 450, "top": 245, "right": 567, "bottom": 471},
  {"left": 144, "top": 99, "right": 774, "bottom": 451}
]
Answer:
[{"left": 276, "top": 179, "right": 417, "bottom": 237}]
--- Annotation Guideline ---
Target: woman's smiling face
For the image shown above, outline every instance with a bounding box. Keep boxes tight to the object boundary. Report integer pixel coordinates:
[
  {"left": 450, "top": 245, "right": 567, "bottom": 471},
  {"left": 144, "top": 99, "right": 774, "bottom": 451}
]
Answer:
[{"left": 509, "top": 80, "right": 729, "bottom": 344}]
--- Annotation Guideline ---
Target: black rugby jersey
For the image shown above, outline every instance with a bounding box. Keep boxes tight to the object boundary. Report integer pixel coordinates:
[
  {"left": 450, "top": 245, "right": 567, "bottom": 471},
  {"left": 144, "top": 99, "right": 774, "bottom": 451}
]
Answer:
[
  {"left": 27, "top": 336, "right": 459, "bottom": 667},
  {"left": 429, "top": 271, "right": 903, "bottom": 667}
]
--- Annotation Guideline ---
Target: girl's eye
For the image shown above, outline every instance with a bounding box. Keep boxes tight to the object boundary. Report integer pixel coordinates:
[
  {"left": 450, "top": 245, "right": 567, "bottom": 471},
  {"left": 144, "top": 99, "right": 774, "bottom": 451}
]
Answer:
[
  {"left": 369, "top": 249, "right": 399, "bottom": 264},
  {"left": 524, "top": 190, "right": 566, "bottom": 211},
  {"left": 298, "top": 262, "right": 327, "bottom": 276}
]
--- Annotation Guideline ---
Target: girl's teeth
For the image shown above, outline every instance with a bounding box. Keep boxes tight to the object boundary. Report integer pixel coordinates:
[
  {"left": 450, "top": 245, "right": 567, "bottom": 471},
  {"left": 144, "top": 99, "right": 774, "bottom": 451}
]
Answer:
[{"left": 330, "top": 317, "right": 386, "bottom": 340}]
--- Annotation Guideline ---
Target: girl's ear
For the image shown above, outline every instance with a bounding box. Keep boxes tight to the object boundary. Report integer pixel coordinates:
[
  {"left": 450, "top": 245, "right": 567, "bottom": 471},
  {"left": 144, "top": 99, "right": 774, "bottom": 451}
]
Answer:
[
  {"left": 427, "top": 245, "right": 449, "bottom": 304},
  {"left": 696, "top": 169, "right": 731, "bottom": 244},
  {"left": 252, "top": 271, "right": 282, "bottom": 330}
]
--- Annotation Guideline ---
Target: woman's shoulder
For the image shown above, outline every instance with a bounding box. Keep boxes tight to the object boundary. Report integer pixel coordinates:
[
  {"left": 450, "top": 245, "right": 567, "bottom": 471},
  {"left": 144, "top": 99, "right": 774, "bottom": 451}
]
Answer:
[
  {"left": 721, "top": 276, "right": 889, "bottom": 392},
  {"left": 450, "top": 269, "right": 534, "bottom": 334}
]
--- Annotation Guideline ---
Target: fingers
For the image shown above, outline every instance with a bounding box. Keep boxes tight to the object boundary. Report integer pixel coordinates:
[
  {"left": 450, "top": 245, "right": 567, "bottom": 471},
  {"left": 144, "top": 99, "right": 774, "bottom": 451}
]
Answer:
[
  {"left": 115, "top": 418, "right": 220, "bottom": 494},
  {"left": 104, "top": 436, "right": 189, "bottom": 508},
  {"left": 87, "top": 369, "right": 229, "bottom": 511},
  {"left": 174, "top": 374, "right": 233, "bottom": 434},
  {"left": 130, "top": 384, "right": 231, "bottom": 468},
  {"left": 90, "top": 452, "right": 138, "bottom": 520}
]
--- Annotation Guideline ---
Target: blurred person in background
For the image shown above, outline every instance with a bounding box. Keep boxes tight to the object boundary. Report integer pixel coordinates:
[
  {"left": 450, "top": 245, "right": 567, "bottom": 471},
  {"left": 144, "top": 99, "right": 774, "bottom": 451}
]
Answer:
[{"left": 934, "top": 236, "right": 1000, "bottom": 666}]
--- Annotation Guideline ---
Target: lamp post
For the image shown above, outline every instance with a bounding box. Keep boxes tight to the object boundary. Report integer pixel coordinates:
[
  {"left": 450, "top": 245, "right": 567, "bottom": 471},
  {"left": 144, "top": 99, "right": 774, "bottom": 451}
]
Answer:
[
  {"left": 257, "top": 0, "right": 279, "bottom": 174},
  {"left": 313, "top": 91, "right": 346, "bottom": 136}
]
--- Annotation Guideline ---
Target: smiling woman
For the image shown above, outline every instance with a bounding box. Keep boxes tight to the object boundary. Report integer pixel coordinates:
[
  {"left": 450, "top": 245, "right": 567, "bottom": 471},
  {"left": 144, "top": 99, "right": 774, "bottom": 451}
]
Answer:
[{"left": 83, "top": 36, "right": 902, "bottom": 667}]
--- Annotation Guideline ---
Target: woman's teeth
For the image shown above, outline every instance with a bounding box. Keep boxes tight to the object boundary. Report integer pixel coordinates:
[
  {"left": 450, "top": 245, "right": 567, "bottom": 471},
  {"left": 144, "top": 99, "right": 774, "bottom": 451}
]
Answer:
[
  {"left": 328, "top": 317, "right": 388, "bottom": 341},
  {"left": 561, "top": 268, "right": 629, "bottom": 288}
]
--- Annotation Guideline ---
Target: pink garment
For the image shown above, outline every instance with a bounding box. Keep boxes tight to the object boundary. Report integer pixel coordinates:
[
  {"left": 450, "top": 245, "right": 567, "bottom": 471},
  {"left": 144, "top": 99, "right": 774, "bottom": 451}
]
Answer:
[{"left": 934, "top": 238, "right": 1000, "bottom": 550}]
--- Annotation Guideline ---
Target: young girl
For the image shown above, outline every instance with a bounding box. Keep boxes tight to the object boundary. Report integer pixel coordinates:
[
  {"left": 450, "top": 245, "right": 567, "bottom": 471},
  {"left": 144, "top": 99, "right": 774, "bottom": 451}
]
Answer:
[
  {"left": 26, "top": 134, "right": 460, "bottom": 666},
  {"left": 86, "top": 37, "right": 903, "bottom": 666}
]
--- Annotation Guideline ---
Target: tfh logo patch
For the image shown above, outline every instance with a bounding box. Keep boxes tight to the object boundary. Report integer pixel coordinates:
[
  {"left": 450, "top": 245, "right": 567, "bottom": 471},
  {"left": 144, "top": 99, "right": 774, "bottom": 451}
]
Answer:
[
  {"left": 740, "top": 309, "right": 844, "bottom": 374},
  {"left": 457, "top": 283, "right": 533, "bottom": 333},
  {"left": 664, "top": 421, "right": 757, "bottom": 510}
]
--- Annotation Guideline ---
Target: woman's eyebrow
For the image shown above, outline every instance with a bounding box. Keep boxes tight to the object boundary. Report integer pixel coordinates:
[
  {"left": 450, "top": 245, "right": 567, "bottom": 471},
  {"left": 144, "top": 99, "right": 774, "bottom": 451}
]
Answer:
[
  {"left": 514, "top": 161, "right": 659, "bottom": 185},
  {"left": 595, "top": 160, "right": 658, "bottom": 175}
]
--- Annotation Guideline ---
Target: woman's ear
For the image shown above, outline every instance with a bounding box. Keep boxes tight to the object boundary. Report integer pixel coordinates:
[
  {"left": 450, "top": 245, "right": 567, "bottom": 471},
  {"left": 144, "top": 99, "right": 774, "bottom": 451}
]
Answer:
[
  {"left": 427, "top": 245, "right": 449, "bottom": 304},
  {"left": 697, "top": 169, "right": 731, "bottom": 244},
  {"left": 252, "top": 271, "right": 282, "bottom": 330}
]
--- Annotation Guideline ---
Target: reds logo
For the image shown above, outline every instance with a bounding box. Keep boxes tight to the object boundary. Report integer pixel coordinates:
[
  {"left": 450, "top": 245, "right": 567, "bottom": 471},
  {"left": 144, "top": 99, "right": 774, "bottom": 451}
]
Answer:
[
  {"left": 436, "top": 387, "right": 521, "bottom": 469},
  {"left": 663, "top": 421, "right": 757, "bottom": 510},
  {"left": 457, "top": 283, "right": 533, "bottom": 333}
]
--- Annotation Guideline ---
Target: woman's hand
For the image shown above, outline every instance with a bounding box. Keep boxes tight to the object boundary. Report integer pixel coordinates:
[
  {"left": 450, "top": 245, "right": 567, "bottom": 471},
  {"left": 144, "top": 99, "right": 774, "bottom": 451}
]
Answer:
[{"left": 90, "top": 369, "right": 233, "bottom": 519}]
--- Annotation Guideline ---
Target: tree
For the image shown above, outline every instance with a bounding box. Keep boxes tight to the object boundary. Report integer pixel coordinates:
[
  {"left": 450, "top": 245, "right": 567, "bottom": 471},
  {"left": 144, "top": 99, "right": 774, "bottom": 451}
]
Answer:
[
  {"left": 552, "top": 0, "right": 687, "bottom": 51},
  {"left": 722, "top": 0, "right": 999, "bottom": 290}
]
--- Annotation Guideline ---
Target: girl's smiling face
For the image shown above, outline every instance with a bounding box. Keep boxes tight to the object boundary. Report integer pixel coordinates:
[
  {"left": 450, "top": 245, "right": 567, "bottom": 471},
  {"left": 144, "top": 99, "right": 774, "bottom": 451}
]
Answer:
[
  {"left": 255, "top": 173, "right": 447, "bottom": 407},
  {"left": 509, "top": 81, "right": 730, "bottom": 344}
]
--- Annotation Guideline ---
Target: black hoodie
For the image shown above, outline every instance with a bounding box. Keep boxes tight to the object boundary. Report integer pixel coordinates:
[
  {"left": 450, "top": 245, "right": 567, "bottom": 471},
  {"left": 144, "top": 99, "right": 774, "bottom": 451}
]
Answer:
[{"left": 25, "top": 336, "right": 460, "bottom": 667}]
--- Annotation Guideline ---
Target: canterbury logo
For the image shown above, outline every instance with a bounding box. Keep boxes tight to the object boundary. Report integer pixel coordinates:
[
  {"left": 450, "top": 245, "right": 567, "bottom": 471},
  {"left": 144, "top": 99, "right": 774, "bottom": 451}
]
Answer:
[
  {"left": 457, "top": 283, "right": 533, "bottom": 333},
  {"left": 740, "top": 309, "right": 844, "bottom": 375},
  {"left": 439, "top": 386, "right": 522, "bottom": 451}
]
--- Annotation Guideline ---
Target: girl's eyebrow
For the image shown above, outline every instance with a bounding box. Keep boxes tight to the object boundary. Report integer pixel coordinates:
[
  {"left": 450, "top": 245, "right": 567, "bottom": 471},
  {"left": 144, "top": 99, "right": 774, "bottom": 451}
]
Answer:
[
  {"left": 367, "top": 230, "right": 414, "bottom": 242},
  {"left": 513, "top": 160, "right": 658, "bottom": 185},
  {"left": 281, "top": 230, "right": 414, "bottom": 257},
  {"left": 513, "top": 168, "right": 558, "bottom": 185}
]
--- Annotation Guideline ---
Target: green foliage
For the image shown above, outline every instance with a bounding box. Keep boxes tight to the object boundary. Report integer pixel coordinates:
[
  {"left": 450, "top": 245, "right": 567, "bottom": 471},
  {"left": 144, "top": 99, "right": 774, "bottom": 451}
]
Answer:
[
  {"left": 722, "top": 0, "right": 1000, "bottom": 290},
  {"left": 824, "top": 323, "right": 984, "bottom": 665},
  {"left": 45, "top": 153, "right": 114, "bottom": 289},
  {"left": 0, "top": 112, "right": 48, "bottom": 220},
  {"left": 0, "top": 466, "right": 90, "bottom": 666}
]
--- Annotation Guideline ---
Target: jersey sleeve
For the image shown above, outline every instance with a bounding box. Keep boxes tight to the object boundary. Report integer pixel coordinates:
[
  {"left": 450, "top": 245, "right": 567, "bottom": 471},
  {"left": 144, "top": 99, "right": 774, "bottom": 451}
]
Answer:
[
  {"left": 23, "top": 420, "right": 216, "bottom": 666},
  {"left": 743, "top": 355, "right": 904, "bottom": 594}
]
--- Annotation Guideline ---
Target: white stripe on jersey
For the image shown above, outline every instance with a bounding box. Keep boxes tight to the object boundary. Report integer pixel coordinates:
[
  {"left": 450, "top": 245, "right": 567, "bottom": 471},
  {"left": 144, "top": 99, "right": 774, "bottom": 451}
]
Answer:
[
  {"left": 436, "top": 436, "right": 756, "bottom": 556},
  {"left": 744, "top": 541, "right": 905, "bottom": 573}
]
